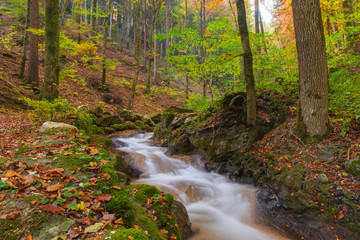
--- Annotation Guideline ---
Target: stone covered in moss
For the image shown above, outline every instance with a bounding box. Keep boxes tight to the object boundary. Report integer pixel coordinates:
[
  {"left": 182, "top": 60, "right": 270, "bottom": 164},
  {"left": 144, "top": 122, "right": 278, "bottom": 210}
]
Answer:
[
  {"left": 345, "top": 159, "right": 360, "bottom": 178},
  {"left": 102, "top": 227, "right": 149, "bottom": 240},
  {"left": 119, "top": 109, "right": 142, "bottom": 122},
  {"left": 135, "top": 205, "right": 166, "bottom": 240},
  {"left": 151, "top": 113, "right": 162, "bottom": 124},
  {"left": 98, "top": 115, "right": 123, "bottom": 127},
  {"left": 112, "top": 121, "right": 137, "bottom": 131},
  {"left": 106, "top": 189, "right": 136, "bottom": 228}
]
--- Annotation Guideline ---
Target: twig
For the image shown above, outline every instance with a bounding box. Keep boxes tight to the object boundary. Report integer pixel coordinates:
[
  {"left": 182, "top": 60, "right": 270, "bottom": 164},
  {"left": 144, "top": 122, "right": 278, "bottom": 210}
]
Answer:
[{"left": 289, "top": 130, "right": 306, "bottom": 147}]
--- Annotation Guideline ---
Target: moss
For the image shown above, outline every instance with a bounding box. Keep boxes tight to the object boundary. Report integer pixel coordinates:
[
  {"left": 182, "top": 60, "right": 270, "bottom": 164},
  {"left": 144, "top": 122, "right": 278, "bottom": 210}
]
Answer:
[
  {"left": 53, "top": 153, "right": 94, "bottom": 170},
  {"left": 106, "top": 189, "right": 136, "bottom": 228},
  {"left": 75, "top": 113, "right": 99, "bottom": 135},
  {"left": 91, "top": 125, "right": 105, "bottom": 134},
  {"left": 135, "top": 205, "right": 166, "bottom": 240},
  {"left": 103, "top": 227, "right": 149, "bottom": 240},
  {"left": 99, "top": 164, "right": 119, "bottom": 187},
  {"left": 112, "top": 121, "right": 137, "bottom": 131},
  {"left": 135, "top": 120, "right": 152, "bottom": 131},
  {"left": 151, "top": 113, "right": 162, "bottom": 124},
  {"left": 124, "top": 184, "right": 161, "bottom": 205}
]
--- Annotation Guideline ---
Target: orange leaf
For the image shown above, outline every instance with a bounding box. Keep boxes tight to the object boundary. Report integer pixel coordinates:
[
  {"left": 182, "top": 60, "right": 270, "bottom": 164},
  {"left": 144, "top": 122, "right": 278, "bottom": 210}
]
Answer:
[
  {"left": 0, "top": 211, "right": 21, "bottom": 220},
  {"left": 111, "top": 186, "right": 121, "bottom": 190},
  {"left": 4, "top": 171, "right": 16, "bottom": 178},
  {"left": 25, "top": 235, "right": 33, "bottom": 240},
  {"left": 46, "top": 182, "right": 64, "bottom": 192},
  {"left": 40, "top": 204, "right": 64, "bottom": 213}
]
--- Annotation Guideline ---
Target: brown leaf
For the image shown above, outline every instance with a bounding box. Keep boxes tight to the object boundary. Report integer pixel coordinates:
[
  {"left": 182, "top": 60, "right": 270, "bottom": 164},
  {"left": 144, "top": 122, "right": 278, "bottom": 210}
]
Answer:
[
  {"left": 85, "top": 147, "right": 100, "bottom": 156},
  {"left": 95, "top": 194, "right": 112, "bottom": 202},
  {"left": 0, "top": 211, "right": 21, "bottom": 220},
  {"left": 40, "top": 204, "right": 64, "bottom": 213},
  {"left": 46, "top": 182, "right": 64, "bottom": 192},
  {"left": 0, "top": 192, "right": 6, "bottom": 201},
  {"left": 102, "top": 213, "right": 115, "bottom": 222},
  {"left": 114, "top": 217, "right": 124, "bottom": 225},
  {"left": 0, "top": 205, "right": 4, "bottom": 210},
  {"left": 47, "top": 168, "right": 64, "bottom": 175}
]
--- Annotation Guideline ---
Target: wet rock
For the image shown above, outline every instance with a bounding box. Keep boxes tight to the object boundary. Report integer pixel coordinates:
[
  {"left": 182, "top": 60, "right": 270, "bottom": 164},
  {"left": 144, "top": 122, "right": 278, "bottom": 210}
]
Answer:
[
  {"left": 39, "top": 122, "right": 78, "bottom": 133},
  {"left": 171, "top": 200, "right": 192, "bottom": 239},
  {"left": 318, "top": 173, "right": 329, "bottom": 184}
]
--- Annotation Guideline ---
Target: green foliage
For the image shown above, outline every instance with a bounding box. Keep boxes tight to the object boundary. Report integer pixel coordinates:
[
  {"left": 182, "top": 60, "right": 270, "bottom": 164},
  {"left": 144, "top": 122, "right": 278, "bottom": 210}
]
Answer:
[
  {"left": 3, "top": 0, "right": 27, "bottom": 19},
  {"left": 0, "top": 25, "right": 18, "bottom": 51},
  {"left": 20, "top": 97, "right": 82, "bottom": 122}
]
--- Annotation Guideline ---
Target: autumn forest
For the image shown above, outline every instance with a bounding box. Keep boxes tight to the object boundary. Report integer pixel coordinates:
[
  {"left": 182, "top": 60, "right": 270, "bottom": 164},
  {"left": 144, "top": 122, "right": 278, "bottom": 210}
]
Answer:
[{"left": 0, "top": 0, "right": 360, "bottom": 239}]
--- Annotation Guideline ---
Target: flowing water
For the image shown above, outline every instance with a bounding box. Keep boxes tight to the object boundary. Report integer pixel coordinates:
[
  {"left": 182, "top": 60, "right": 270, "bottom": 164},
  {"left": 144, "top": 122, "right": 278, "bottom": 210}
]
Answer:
[{"left": 114, "top": 133, "right": 292, "bottom": 240}]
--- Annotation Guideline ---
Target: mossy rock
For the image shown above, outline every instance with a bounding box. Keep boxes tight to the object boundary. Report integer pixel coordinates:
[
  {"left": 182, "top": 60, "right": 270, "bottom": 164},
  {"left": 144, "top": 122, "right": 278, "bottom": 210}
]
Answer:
[
  {"left": 89, "top": 105, "right": 104, "bottom": 118},
  {"left": 102, "top": 127, "right": 115, "bottom": 134},
  {"left": 345, "top": 159, "right": 360, "bottom": 178},
  {"left": 124, "top": 184, "right": 161, "bottom": 205},
  {"left": 52, "top": 153, "right": 95, "bottom": 170},
  {"left": 75, "top": 113, "right": 99, "bottom": 135},
  {"left": 135, "top": 120, "right": 152, "bottom": 131},
  {"left": 91, "top": 125, "right": 105, "bottom": 134},
  {"left": 102, "top": 227, "right": 149, "bottom": 240},
  {"left": 119, "top": 109, "right": 142, "bottom": 122},
  {"left": 111, "top": 153, "right": 132, "bottom": 175},
  {"left": 135, "top": 205, "right": 166, "bottom": 240},
  {"left": 99, "top": 164, "right": 119, "bottom": 187},
  {"left": 112, "top": 122, "right": 137, "bottom": 131},
  {"left": 162, "top": 112, "right": 175, "bottom": 129},
  {"left": 98, "top": 115, "right": 123, "bottom": 127},
  {"left": 151, "top": 113, "right": 162, "bottom": 124},
  {"left": 106, "top": 189, "right": 136, "bottom": 228}
]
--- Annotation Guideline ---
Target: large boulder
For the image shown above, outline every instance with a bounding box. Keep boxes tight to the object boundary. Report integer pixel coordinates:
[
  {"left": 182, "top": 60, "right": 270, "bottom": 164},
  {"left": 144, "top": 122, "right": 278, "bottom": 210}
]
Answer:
[
  {"left": 98, "top": 115, "right": 123, "bottom": 127},
  {"left": 39, "top": 122, "right": 78, "bottom": 133},
  {"left": 119, "top": 109, "right": 142, "bottom": 122},
  {"left": 171, "top": 200, "right": 192, "bottom": 239}
]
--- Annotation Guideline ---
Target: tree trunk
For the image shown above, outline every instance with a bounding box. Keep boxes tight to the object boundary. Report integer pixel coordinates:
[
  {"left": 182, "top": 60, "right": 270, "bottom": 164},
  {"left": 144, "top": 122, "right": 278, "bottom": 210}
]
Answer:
[
  {"left": 254, "top": 0, "right": 259, "bottom": 34},
  {"left": 28, "top": 0, "right": 39, "bottom": 91},
  {"left": 165, "top": 0, "right": 170, "bottom": 52},
  {"left": 153, "top": 25, "right": 158, "bottom": 84},
  {"left": 185, "top": 0, "right": 189, "bottom": 99},
  {"left": 91, "top": 0, "right": 97, "bottom": 37},
  {"left": 102, "top": 0, "right": 111, "bottom": 88},
  {"left": 129, "top": 1, "right": 142, "bottom": 109},
  {"left": 60, "top": 0, "right": 70, "bottom": 25},
  {"left": 200, "top": 0, "right": 206, "bottom": 97},
  {"left": 143, "top": 0, "right": 147, "bottom": 69},
  {"left": 343, "top": 0, "right": 355, "bottom": 51},
  {"left": 292, "top": 0, "right": 329, "bottom": 143},
  {"left": 19, "top": 0, "right": 31, "bottom": 80},
  {"left": 125, "top": 0, "right": 130, "bottom": 48},
  {"left": 84, "top": 0, "right": 87, "bottom": 27},
  {"left": 41, "top": 0, "right": 60, "bottom": 101},
  {"left": 236, "top": 0, "right": 256, "bottom": 127}
]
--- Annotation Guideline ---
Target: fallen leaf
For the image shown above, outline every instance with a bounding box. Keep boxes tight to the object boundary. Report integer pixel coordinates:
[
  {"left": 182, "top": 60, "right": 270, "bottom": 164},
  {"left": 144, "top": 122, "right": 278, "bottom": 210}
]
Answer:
[
  {"left": 24, "top": 235, "right": 33, "bottom": 240},
  {"left": 95, "top": 194, "right": 112, "bottom": 202},
  {"left": 0, "top": 211, "right": 21, "bottom": 220},
  {"left": 4, "top": 171, "right": 16, "bottom": 178},
  {"left": 40, "top": 204, "right": 64, "bottom": 213},
  {"left": 115, "top": 217, "right": 124, "bottom": 225},
  {"left": 46, "top": 182, "right": 64, "bottom": 192},
  {"left": 0, "top": 192, "right": 6, "bottom": 201},
  {"left": 111, "top": 186, "right": 121, "bottom": 190}
]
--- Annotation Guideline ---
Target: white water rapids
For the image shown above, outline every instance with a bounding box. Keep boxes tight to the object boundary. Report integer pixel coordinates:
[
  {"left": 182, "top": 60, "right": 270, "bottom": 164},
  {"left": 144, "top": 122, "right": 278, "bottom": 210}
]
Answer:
[{"left": 115, "top": 133, "right": 292, "bottom": 240}]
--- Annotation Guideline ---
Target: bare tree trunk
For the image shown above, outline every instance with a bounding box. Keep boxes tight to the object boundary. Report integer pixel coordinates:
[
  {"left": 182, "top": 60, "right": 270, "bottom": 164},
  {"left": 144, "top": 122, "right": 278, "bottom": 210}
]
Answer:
[
  {"left": 84, "top": 0, "right": 87, "bottom": 27},
  {"left": 28, "top": 0, "right": 39, "bottom": 91},
  {"left": 185, "top": 0, "right": 189, "bottom": 99},
  {"left": 292, "top": 0, "right": 329, "bottom": 143},
  {"left": 90, "top": 0, "right": 93, "bottom": 26},
  {"left": 236, "top": 0, "right": 256, "bottom": 127},
  {"left": 143, "top": 0, "right": 147, "bottom": 68},
  {"left": 125, "top": 0, "right": 130, "bottom": 48},
  {"left": 60, "top": 0, "right": 70, "bottom": 25},
  {"left": 91, "top": 0, "right": 97, "bottom": 37},
  {"left": 102, "top": 0, "right": 111, "bottom": 88},
  {"left": 41, "top": 0, "right": 60, "bottom": 101},
  {"left": 19, "top": 0, "right": 31, "bottom": 80},
  {"left": 129, "top": 1, "right": 142, "bottom": 109},
  {"left": 153, "top": 25, "right": 158, "bottom": 84},
  {"left": 165, "top": 0, "right": 170, "bottom": 52}
]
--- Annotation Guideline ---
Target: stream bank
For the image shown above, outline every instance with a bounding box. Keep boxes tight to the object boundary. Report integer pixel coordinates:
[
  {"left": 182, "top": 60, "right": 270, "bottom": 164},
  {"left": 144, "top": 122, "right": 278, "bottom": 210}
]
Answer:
[{"left": 154, "top": 91, "right": 360, "bottom": 240}]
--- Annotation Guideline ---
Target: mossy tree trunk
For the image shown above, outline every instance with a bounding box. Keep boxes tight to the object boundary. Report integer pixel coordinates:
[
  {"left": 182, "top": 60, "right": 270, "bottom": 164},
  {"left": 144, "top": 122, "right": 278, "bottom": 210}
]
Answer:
[
  {"left": 91, "top": 0, "right": 97, "bottom": 38},
  {"left": 236, "top": 0, "right": 257, "bottom": 127},
  {"left": 19, "top": 0, "right": 31, "bottom": 80},
  {"left": 41, "top": 0, "right": 60, "bottom": 101},
  {"left": 292, "top": 0, "right": 329, "bottom": 143},
  {"left": 128, "top": 1, "right": 142, "bottom": 110},
  {"left": 27, "top": 0, "right": 39, "bottom": 91}
]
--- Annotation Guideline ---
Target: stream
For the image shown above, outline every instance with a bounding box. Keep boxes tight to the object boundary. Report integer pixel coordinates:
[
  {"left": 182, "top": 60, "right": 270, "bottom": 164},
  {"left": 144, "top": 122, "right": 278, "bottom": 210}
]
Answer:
[{"left": 114, "top": 133, "right": 292, "bottom": 240}]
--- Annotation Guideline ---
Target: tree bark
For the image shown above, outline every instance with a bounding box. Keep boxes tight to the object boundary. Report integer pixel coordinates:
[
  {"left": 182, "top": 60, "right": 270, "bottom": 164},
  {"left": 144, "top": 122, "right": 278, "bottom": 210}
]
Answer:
[
  {"left": 165, "top": 0, "right": 170, "bottom": 52},
  {"left": 292, "top": 0, "right": 329, "bottom": 142},
  {"left": 143, "top": 0, "right": 147, "bottom": 68},
  {"left": 236, "top": 0, "right": 256, "bottom": 127},
  {"left": 125, "top": 0, "right": 130, "bottom": 48},
  {"left": 102, "top": 0, "right": 111, "bottom": 88},
  {"left": 41, "top": 0, "right": 60, "bottom": 101},
  {"left": 19, "top": 0, "right": 31, "bottom": 80},
  {"left": 153, "top": 25, "right": 158, "bottom": 84},
  {"left": 185, "top": 0, "right": 189, "bottom": 99},
  {"left": 129, "top": 1, "right": 142, "bottom": 109},
  {"left": 28, "top": 0, "right": 39, "bottom": 91},
  {"left": 91, "top": 0, "right": 97, "bottom": 37}
]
